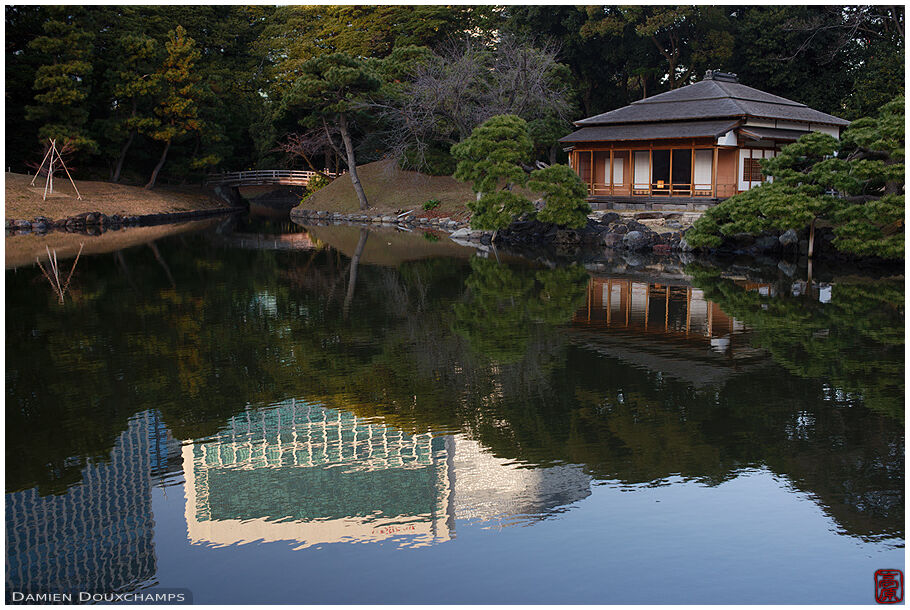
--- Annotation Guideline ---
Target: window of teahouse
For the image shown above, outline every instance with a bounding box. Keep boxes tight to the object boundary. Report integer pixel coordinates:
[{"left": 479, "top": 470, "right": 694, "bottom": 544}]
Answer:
[{"left": 743, "top": 158, "right": 763, "bottom": 182}]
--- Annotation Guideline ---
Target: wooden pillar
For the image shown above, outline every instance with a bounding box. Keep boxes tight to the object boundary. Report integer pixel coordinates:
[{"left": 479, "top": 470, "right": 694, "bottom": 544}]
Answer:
[
  {"left": 648, "top": 146, "right": 653, "bottom": 197},
  {"left": 690, "top": 143, "right": 695, "bottom": 196},
  {"left": 668, "top": 150, "right": 674, "bottom": 197},
  {"left": 712, "top": 147, "right": 719, "bottom": 199},
  {"left": 609, "top": 149, "right": 614, "bottom": 197},
  {"left": 707, "top": 302, "right": 714, "bottom": 337},
  {"left": 588, "top": 148, "right": 594, "bottom": 195},
  {"left": 665, "top": 285, "right": 670, "bottom": 331}
]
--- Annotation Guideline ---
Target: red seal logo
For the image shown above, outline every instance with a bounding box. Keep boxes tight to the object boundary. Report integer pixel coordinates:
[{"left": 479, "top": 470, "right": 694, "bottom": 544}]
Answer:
[{"left": 875, "top": 569, "right": 903, "bottom": 604}]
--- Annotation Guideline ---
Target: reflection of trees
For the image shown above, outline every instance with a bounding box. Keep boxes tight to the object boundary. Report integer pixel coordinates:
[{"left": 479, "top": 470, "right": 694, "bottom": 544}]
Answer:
[
  {"left": 687, "top": 264, "right": 904, "bottom": 421},
  {"left": 452, "top": 257, "right": 588, "bottom": 364},
  {"left": 6, "top": 238, "right": 903, "bottom": 539}
]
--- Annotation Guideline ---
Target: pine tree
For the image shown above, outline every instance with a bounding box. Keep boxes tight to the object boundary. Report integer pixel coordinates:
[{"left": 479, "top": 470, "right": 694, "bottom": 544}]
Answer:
[
  {"left": 528, "top": 164, "right": 592, "bottom": 229},
  {"left": 25, "top": 8, "right": 96, "bottom": 152},
  {"left": 144, "top": 26, "right": 205, "bottom": 189},
  {"left": 282, "top": 53, "right": 382, "bottom": 210},
  {"left": 451, "top": 114, "right": 534, "bottom": 232},
  {"left": 687, "top": 98, "right": 904, "bottom": 260},
  {"left": 107, "top": 33, "right": 159, "bottom": 182}
]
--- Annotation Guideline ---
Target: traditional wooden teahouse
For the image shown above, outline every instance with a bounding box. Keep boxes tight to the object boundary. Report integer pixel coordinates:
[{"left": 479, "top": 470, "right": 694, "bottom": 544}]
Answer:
[{"left": 561, "top": 70, "right": 849, "bottom": 210}]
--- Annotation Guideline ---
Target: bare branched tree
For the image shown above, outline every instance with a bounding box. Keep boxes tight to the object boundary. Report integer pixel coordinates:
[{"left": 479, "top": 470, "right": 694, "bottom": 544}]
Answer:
[
  {"left": 372, "top": 35, "right": 574, "bottom": 172},
  {"left": 272, "top": 127, "right": 341, "bottom": 178}
]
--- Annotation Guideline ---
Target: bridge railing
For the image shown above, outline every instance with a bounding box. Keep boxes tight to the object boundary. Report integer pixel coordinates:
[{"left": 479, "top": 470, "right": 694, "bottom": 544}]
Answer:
[{"left": 205, "top": 169, "right": 341, "bottom": 187}]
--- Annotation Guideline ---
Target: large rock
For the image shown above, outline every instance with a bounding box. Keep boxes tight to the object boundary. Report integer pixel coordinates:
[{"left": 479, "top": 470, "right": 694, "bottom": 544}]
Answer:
[
  {"left": 779, "top": 228, "right": 798, "bottom": 246},
  {"left": 678, "top": 237, "right": 695, "bottom": 252},
  {"left": 754, "top": 235, "right": 780, "bottom": 253},
  {"left": 622, "top": 230, "right": 650, "bottom": 250},
  {"left": 450, "top": 227, "right": 476, "bottom": 239}
]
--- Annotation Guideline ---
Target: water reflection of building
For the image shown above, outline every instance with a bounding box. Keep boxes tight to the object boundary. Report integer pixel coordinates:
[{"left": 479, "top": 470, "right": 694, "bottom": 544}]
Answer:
[
  {"left": 572, "top": 277, "right": 767, "bottom": 387},
  {"left": 6, "top": 412, "right": 160, "bottom": 597},
  {"left": 183, "top": 400, "right": 591, "bottom": 549}
]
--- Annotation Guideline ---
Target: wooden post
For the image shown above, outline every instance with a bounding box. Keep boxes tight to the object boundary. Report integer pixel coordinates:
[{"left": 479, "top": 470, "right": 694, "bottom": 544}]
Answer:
[
  {"left": 648, "top": 147, "right": 653, "bottom": 197},
  {"left": 712, "top": 147, "right": 719, "bottom": 199},
  {"left": 609, "top": 149, "right": 614, "bottom": 197},
  {"left": 668, "top": 150, "right": 674, "bottom": 197},
  {"left": 588, "top": 148, "right": 594, "bottom": 195},
  {"left": 665, "top": 285, "right": 670, "bottom": 331},
  {"left": 690, "top": 143, "right": 695, "bottom": 196}
]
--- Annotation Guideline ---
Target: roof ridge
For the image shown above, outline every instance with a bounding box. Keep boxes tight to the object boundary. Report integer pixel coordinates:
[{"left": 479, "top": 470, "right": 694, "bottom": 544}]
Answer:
[{"left": 713, "top": 79, "right": 808, "bottom": 107}]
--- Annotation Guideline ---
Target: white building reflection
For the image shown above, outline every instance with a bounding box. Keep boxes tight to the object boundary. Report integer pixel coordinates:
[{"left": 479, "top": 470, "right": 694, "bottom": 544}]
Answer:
[{"left": 183, "top": 400, "right": 591, "bottom": 549}]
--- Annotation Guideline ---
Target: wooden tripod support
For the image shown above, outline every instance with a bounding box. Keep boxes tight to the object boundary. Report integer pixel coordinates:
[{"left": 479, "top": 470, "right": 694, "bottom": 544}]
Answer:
[{"left": 29, "top": 139, "right": 82, "bottom": 200}]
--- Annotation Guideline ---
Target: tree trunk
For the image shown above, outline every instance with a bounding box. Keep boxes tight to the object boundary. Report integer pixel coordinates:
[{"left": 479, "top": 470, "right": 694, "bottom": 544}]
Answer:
[
  {"left": 112, "top": 130, "right": 136, "bottom": 183},
  {"left": 337, "top": 114, "right": 370, "bottom": 210},
  {"left": 808, "top": 217, "right": 816, "bottom": 258},
  {"left": 145, "top": 139, "right": 171, "bottom": 189},
  {"left": 343, "top": 229, "right": 369, "bottom": 318}
]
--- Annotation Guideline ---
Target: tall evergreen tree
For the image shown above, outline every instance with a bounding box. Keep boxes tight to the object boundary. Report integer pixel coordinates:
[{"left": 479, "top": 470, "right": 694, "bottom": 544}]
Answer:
[
  {"left": 144, "top": 26, "right": 205, "bottom": 189},
  {"left": 25, "top": 7, "right": 96, "bottom": 152},
  {"left": 282, "top": 53, "right": 382, "bottom": 210}
]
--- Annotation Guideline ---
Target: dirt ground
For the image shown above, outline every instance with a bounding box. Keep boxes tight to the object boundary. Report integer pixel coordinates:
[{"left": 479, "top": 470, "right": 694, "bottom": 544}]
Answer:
[{"left": 5, "top": 172, "right": 226, "bottom": 220}]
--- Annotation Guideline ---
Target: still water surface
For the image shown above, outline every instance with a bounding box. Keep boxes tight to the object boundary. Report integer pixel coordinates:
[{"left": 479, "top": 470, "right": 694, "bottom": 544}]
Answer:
[{"left": 5, "top": 215, "right": 904, "bottom": 603}]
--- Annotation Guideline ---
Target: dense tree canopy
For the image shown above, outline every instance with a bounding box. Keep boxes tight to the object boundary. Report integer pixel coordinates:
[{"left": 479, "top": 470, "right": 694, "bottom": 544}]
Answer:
[{"left": 5, "top": 5, "right": 903, "bottom": 193}]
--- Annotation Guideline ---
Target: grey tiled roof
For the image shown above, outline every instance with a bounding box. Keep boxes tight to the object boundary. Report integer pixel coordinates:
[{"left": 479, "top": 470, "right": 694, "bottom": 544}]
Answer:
[
  {"left": 575, "top": 79, "right": 849, "bottom": 127},
  {"left": 560, "top": 119, "right": 741, "bottom": 143}
]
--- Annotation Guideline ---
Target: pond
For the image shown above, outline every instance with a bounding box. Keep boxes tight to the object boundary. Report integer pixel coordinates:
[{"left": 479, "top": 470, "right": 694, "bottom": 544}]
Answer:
[{"left": 5, "top": 213, "right": 904, "bottom": 604}]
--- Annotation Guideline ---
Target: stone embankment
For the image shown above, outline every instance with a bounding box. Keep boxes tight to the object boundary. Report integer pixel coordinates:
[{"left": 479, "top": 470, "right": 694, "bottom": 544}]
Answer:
[
  {"left": 494, "top": 211, "right": 699, "bottom": 254},
  {"left": 291, "top": 208, "right": 703, "bottom": 253},
  {"left": 6, "top": 207, "right": 244, "bottom": 236}
]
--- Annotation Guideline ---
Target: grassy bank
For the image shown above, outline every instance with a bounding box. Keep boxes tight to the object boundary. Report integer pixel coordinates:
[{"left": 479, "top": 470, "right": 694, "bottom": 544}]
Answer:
[
  {"left": 298, "top": 160, "right": 476, "bottom": 219},
  {"left": 6, "top": 172, "right": 227, "bottom": 221}
]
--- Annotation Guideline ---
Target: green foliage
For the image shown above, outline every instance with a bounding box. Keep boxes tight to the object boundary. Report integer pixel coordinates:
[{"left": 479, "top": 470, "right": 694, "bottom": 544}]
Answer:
[
  {"left": 300, "top": 173, "right": 331, "bottom": 203},
  {"left": 400, "top": 144, "right": 458, "bottom": 176},
  {"left": 282, "top": 53, "right": 382, "bottom": 124},
  {"left": 25, "top": 8, "right": 96, "bottom": 152},
  {"left": 688, "top": 99, "right": 905, "bottom": 259},
  {"left": 145, "top": 27, "right": 204, "bottom": 145},
  {"left": 451, "top": 114, "right": 534, "bottom": 230},
  {"left": 528, "top": 164, "right": 592, "bottom": 228},
  {"left": 453, "top": 258, "right": 588, "bottom": 363},
  {"left": 422, "top": 198, "right": 440, "bottom": 211},
  {"left": 688, "top": 263, "right": 904, "bottom": 421}
]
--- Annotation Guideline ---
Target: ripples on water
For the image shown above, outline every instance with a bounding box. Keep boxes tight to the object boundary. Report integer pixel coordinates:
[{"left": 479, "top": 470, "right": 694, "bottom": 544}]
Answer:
[{"left": 5, "top": 218, "right": 904, "bottom": 603}]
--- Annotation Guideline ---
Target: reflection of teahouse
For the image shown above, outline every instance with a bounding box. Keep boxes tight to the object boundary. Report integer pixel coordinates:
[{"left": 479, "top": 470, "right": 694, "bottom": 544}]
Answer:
[
  {"left": 561, "top": 71, "right": 849, "bottom": 210},
  {"left": 571, "top": 276, "right": 768, "bottom": 387}
]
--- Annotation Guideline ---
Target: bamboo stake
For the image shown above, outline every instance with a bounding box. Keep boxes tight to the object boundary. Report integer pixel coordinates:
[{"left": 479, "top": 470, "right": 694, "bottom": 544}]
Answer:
[
  {"left": 55, "top": 145, "right": 82, "bottom": 200},
  {"left": 30, "top": 145, "right": 54, "bottom": 186}
]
